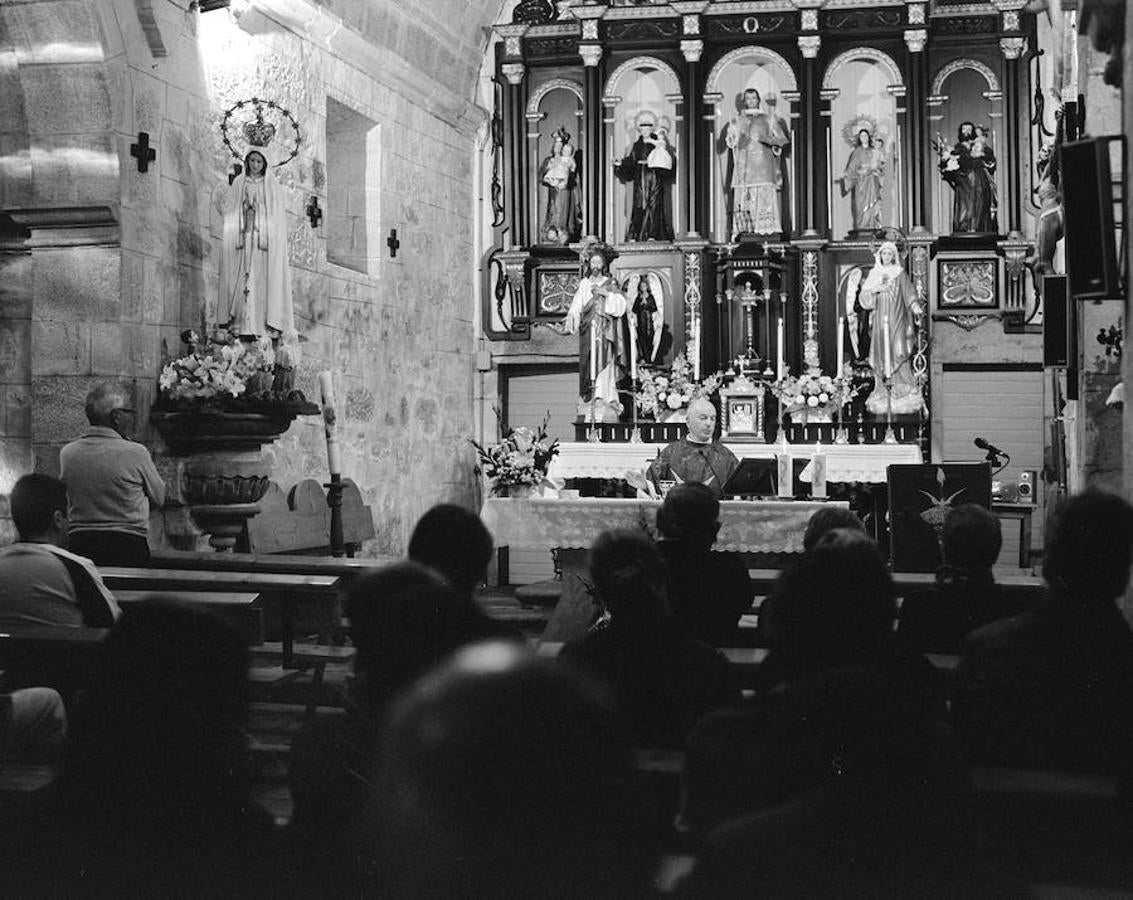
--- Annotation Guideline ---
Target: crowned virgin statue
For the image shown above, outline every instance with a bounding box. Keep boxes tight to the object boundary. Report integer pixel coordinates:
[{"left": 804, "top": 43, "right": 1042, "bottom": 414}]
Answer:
[{"left": 217, "top": 148, "right": 296, "bottom": 342}]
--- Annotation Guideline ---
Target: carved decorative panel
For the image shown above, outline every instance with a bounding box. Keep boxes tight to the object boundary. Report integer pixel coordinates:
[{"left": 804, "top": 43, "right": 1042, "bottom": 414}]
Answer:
[
  {"left": 538, "top": 271, "right": 580, "bottom": 315},
  {"left": 938, "top": 260, "right": 998, "bottom": 309}
]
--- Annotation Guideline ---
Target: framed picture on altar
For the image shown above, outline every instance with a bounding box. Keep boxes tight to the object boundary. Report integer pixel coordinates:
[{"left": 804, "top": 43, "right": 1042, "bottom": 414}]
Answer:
[
  {"left": 936, "top": 258, "right": 1000, "bottom": 311},
  {"left": 720, "top": 379, "right": 766, "bottom": 442}
]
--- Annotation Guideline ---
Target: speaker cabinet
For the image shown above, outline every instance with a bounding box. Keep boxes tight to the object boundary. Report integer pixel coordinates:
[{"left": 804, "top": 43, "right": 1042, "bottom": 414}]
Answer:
[
  {"left": 1042, "top": 275, "right": 1075, "bottom": 367},
  {"left": 1062, "top": 138, "right": 1119, "bottom": 299},
  {"left": 1017, "top": 470, "right": 1037, "bottom": 504}
]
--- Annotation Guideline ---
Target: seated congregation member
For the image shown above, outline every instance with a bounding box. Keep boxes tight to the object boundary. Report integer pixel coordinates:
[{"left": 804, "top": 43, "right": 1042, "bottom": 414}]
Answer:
[
  {"left": 407, "top": 503, "right": 522, "bottom": 641},
  {"left": 59, "top": 382, "right": 165, "bottom": 566},
  {"left": 801, "top": 505, "right": 866, "bottom": 551},
  {"left": 560, "top": 529, "right": 739, "bottom": 748},
  {"left": 0, "top": 687, "right": 67, "bottom": 764},
  {"left": 289, "top": 562, "right": 481, "bottom": 853},
  {"left": 10, "top": 602, "right": 273, "bottom": 896},
  {"left": 900, "top": 503, "right": 1024, "bottom": 654},
  {"left": 0, "top": 474, "right": 119, "bottom": 630},
  {"left": 656, "top": 483, "right": 753, "bottom": 646},
  {"left": 373, "top": 642, "right": 651, "bottom": 898},
  {"left": 647, "top": 398, "right": 738, "bottom": 500},
  {"left": 681, "top": 531, "right": 947, "bottom": 838},
  {"left": 677, "top": 666, "right": 980, "bottom": 898},
  {"left": 956, "top": 490, "right": 1133, "bottom": 775}
]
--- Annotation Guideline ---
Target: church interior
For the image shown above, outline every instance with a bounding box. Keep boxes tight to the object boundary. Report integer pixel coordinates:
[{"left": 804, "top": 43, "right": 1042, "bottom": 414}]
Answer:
[{"left": 0, "top": 0, "right": 1131, "bottom": 894}]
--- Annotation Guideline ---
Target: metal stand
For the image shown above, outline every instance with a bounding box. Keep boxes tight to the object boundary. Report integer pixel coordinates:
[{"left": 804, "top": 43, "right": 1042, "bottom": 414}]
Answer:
[
  {"left": 834, "top": 393, "right": 849, "bottom": 444},
  {"left": 326, "top": 473, "right": 345, "bottom": 558},
  {"left": 586, "top": 402, "right": 600, "bottom": 443},
  {"left": 882, "top": 374, "right": 898, "bottom": 444}
]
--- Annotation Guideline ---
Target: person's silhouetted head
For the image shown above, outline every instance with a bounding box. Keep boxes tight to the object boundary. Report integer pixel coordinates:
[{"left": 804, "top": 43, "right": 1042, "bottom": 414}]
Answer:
[
  {"left": 408, "top": 504, "right": 493, "bottom": 598},
  {"left": 589, "top": 529, "right": 668, "bottom": 626},
  {"left": 802, "top": 506, "right": 865, "bottom": 552},
  {"left": 1043, "top": 490, "right": 1133, "bottom": 605},
  {"left": 10, "top": 473, "right": 68, "bottom": 544},
  {"left": 766, "top": 529, "right": 897, "bottom": 669},
  {"left": 942, "top": 503, "right": 1001, "bottom": 572},
  {"left": 375, "top": 642, "right": 645, "bottom": 897},
  {"left": 345, "top": 561, "right": 470, "bottom": 708},
  {"left": 84, "top": 382, "right": 135, "bottom": 438},
  {"left": 657, "top": 482, "right": 720, "bottom": 550}
]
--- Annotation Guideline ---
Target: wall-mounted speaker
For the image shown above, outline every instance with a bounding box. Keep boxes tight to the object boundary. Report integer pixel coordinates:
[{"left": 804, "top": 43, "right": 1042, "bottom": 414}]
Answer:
[
  {"left": 1017, "top": 470, "right": 1037, "bottom": 504},
  {"left": 1062, "top": 138, "right": 1120, "bottom": 300},
  {"left": 1042, "top": 275, "right": 1075, "bottom": 367}
]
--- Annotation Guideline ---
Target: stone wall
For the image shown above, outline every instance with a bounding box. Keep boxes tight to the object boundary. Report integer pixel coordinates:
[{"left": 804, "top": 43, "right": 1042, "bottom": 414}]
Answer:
[{"left": 0, "top": 0, "right": 497, "bottom": 553}]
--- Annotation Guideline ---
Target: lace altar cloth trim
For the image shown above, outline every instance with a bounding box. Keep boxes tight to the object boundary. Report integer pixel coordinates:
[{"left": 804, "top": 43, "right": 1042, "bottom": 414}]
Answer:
[
  {"left": 547, "top": 442, "right": 922, "bottom": 483},
  {"left": 481, "top": 498, "right": 848, "bottom": 553}
]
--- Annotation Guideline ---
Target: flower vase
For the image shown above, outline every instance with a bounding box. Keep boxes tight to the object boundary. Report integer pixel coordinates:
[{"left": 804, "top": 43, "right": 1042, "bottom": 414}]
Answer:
[{"left": 496, "top": 483, "right": 537, "bottom": 499}]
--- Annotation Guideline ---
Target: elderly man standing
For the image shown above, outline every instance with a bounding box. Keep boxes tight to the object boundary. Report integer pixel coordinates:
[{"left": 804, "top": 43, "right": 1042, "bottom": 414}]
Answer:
[
  {"left": 60, "top": 383, "right": 165, "bottom": 566},
  {"left": 648, "top": 398, "right": 739, "bottom": 499}
]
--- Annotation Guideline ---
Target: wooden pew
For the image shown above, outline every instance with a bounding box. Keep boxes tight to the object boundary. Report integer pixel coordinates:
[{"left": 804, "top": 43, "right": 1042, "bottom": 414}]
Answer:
[
  {"left": 113, "top": 590, "right": 263, "bottom": 643},
  {"left": 100, "top": 568, "right": 341, "bottom": 669},
  {"left": 0, "top": 625, "right": 110, "bottom": 698},
  {"left": 244, "top": 479, "right": 376, "bottom": 556}
]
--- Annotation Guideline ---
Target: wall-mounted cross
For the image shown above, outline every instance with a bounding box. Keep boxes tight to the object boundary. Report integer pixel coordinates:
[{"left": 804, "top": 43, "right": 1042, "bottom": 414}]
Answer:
[
  {"left": 130, "top": 132, "right": 156, "bottom": 173},
  {"left": 386, "top": 228, "right": 401, "bottom": 258},
  {"left": 306, "top": 196, "right": 323, "bottom": 229}
]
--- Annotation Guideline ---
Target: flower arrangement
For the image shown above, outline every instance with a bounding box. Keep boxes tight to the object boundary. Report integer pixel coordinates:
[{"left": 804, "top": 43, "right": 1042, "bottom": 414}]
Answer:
[
  {"left": 771, "top": 371, "right": 859, "bottom": 416},
  {"left": 633, "top": 353, "right": 725, "bottom": 420},
  {"left": 470, "top": 412, "right": 560, "bottom": 496}
]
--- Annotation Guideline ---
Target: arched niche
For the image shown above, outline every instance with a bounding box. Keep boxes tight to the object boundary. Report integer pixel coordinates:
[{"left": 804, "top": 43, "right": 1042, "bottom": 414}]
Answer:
[
  {"left": 526, "top": 77, "right": 584, "bottom": 246},
  {"left": 704, "top": 47, "right": 799, "bottom": 242},
  {"left": 928, "top": 59, "right": 1004, "bottom": 235},
  {"left": 603, "top": 56, "right": 683, "bottom": 244},
  {"left": 821, "top": 48, "right": 906, "bottom": 239}
]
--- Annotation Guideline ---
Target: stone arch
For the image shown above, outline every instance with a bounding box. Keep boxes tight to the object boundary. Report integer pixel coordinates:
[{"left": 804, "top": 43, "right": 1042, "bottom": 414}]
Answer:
[
  {"left": 526, "top": 78, "right": 584, "bottom": 115},
  {"left": 931, "top": 59, "right": 1001, "bottom": 98},
  {"left": 604, "top": 55, "right": 682, "bottom": 99}
]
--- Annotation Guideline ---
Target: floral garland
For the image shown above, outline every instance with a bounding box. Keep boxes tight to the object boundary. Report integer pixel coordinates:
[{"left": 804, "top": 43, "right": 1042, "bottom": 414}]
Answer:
[
  {"left": 633, "top": 353, "right": 725, "bottom": 419},
  {"left": 470, "top": 412, "right": 560, "bottom": 495},
  {"left": 770, "top": 371, "right": 859, "bottom": 416}
]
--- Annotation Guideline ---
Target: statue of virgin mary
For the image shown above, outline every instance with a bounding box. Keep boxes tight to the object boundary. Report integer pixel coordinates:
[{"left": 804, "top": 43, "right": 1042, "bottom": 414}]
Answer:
[{"left": 217, "top": 149, "right": 296, "bottom": 341}]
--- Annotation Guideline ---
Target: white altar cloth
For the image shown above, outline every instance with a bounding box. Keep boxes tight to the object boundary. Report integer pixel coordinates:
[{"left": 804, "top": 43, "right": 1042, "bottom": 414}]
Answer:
[
  {"left": 547, "top": 441, "right": 922, "bottom": 484},
  {"left": 481, "top": 497, "right": 848, "bottom": 555}
]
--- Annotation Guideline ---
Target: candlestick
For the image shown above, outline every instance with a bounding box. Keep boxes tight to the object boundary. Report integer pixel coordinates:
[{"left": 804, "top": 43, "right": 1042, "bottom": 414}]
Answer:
[
  {"left": 629, "top": 326, "right": 637, "bottom": 380},
  {"left": 590, "top": 328, "right": 597, "bottom": 381},
  {"left": 837, "top": 315, "right": 845, "bottom": 376},
  {"left": 776, "top": 317, "right": 785, "bottom": 381},
  {"left": 319, "top": 371, "right": 342, "bottom": 475},
  {"left": 882, "top": 315, "right": 892, "bottom": 378}
]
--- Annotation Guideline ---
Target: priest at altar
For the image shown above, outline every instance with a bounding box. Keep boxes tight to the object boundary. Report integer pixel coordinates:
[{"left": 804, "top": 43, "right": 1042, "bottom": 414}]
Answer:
[{"left": 647, "top": 399, "right": 739, "bottom": 500}]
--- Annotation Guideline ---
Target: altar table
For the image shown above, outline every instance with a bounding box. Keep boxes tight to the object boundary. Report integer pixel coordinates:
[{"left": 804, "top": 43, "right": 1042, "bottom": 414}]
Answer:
[
  {"left": 547, "top": 441, "right": 922, "bottom": 484},
  {"left": 481, "top": 497, "right": 847, "bottom": 555}
]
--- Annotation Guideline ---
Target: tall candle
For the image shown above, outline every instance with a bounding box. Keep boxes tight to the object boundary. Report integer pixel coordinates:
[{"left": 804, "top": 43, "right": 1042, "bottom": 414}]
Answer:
[
  {"left": 776, "top": 317, "right": 785, "bottom": 381},
  {"left": 590, "top": 328, "right": 597, "bottom": 381},
  {"left": 776, "top": 450, "right": 793, "bottom": 499},
  {"left": 629, "top": 322, "right": 637, "bottom": 381},
  {"left": 811, "top": 441, "right": 827, "bottom": 499},
  {"left": 319, "top": 371, "right": 342, "bottom": 475},
  {"left": 836, "top": 315, "right": 845, "bottom": 376},
  {"left": 882, "top": 316, "right": 892, "bottom": 377}
]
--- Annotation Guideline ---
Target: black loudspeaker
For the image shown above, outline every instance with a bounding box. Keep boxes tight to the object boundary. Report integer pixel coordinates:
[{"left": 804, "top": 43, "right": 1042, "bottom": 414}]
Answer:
[
  {"left": 1062, "top": 138, "right": 1119, "bottom": 299},
  {"left": 1042, "top": 275, "right": 1075, "bottom": 367}
]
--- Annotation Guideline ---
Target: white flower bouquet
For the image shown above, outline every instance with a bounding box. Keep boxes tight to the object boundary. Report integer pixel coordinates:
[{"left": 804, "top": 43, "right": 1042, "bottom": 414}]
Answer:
[
  {"left": 470, "top": 412, "right": 560, "bottom": 495},
  {"left": 770, "top": 371, "right": 859, "bottom": 416},
  {"left": 633, "top": 353, "right": 724, "bottom": 419}
]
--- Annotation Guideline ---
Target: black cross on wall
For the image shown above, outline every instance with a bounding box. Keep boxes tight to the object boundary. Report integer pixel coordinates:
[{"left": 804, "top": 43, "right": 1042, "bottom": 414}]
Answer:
[
  {"left": 387, "top": 228, "right": 400, "bottom": 258},
  {"left": 306, "top": 196, "right": 323, "bottom": 229},
  {"left": 130, "top": 132, "right": 156, "bottom": 173}
]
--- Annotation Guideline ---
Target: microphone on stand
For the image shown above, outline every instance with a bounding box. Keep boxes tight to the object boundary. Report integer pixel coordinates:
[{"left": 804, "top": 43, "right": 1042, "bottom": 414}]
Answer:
[{"left": 974, "top": 436, "right": 1010, "bottom": 470}]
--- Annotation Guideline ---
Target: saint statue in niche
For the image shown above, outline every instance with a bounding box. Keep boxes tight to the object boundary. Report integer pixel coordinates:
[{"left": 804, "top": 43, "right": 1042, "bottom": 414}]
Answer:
[
  {"left": 840, "top": 126, "right": 886, "bottom": 234},
  {"left": 935, "top": 122, "right": 998, "bottom": 234},
  {"left": 560, "top": 243, "right": 630, "bottom": 422},
  {"left": 538, "top": 127, "right": 582, "bottom": 245},
  {"left": 845, "top": 241, "right": 924, "bottom": 415},
  {"left": 724, "top": 88, "right": 790, "bottom": 238},
  {"left": 217, "top": 149, "right": 297, "bottom": 341},
  {"left": 624, "top": 271, "right": 666, "bottom": 366},
  {"left": 613, "top": 111, "right": 675, "bottom": 242}
]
